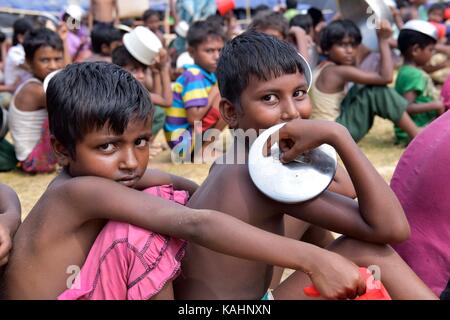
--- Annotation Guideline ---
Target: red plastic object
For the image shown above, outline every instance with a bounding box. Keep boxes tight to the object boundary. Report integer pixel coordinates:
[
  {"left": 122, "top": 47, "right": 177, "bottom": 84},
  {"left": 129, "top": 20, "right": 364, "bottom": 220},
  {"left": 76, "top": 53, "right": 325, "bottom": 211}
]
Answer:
[
  {"left": 216, "top": 0, "right": 235, "bottom": 16},
  {"left": 303, "top": 267, "right": 392, "bottom": 300}
]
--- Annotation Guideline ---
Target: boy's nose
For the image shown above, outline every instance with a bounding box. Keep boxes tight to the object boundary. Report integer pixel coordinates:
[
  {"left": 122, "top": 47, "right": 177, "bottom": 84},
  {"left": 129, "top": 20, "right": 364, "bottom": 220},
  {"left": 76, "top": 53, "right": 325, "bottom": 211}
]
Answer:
[
  {"left": 119, "top": 148, "right": 139, "bottom": 171},
  {"left": 280, "top": 100, "right": 300, "bottom": 121}
]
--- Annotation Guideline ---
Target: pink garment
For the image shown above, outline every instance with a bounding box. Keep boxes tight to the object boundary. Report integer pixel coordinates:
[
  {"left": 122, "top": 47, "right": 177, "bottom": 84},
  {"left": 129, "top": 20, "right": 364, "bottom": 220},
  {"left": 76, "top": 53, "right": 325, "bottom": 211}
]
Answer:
[
  {"left": 58, "top": 185, "right": 189, "bottom": 300},
  {"left": 441, "top": 75, "right": 450, "bottom": 110},
  {"left": 391, "top": 111, "right": 450, "bottom": 297},
  {"left": 20, "top": 117, "right": 57, "bottom": 173}
]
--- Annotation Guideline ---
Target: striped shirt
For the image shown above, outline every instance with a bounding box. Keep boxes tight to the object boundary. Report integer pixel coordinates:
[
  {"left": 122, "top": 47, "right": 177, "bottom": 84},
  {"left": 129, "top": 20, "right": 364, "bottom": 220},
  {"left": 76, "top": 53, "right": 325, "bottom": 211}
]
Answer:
[{"left": 164, "top": 64, "right": 217, "bottom": 150}]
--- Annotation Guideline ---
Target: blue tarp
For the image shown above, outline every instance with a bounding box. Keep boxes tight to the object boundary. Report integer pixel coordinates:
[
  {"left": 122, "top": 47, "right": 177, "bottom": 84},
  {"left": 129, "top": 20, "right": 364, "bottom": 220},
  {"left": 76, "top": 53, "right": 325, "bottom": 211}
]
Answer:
[{"left": 0, "top": 0, "right": 89, "bottom": 12}]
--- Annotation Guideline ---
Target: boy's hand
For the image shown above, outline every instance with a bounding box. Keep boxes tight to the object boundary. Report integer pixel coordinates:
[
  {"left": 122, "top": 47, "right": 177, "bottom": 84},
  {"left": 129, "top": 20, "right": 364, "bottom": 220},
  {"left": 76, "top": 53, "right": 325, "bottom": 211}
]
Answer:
[
  {"left": 153, "top": 48, "right": 169, "bottom": 70},
  {"left": 0, "top": 222, "right": 13, "bottom": 266},
  {"left": 309, "top": 251, "right": 366, "bottom": 299},
  {"left": 377, "top": 20, "right": 393, "bottom": 40},
  {"left": 266, "top": 119, "right": 348, "bottom": 163}
]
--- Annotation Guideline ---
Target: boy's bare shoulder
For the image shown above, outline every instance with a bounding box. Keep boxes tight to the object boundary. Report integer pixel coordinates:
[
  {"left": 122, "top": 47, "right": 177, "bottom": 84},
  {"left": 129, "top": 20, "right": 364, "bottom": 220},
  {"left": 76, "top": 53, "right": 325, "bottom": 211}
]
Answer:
[{"left": 14, "top": 82, "right": 45, "bottom": 111}]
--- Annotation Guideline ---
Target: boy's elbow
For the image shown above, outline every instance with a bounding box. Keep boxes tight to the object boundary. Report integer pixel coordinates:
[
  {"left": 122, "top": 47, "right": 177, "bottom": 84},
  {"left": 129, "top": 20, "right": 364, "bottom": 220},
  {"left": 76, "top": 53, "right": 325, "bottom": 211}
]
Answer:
[{"left": 372, "top": 221, "right": 411, "bottom": 244}]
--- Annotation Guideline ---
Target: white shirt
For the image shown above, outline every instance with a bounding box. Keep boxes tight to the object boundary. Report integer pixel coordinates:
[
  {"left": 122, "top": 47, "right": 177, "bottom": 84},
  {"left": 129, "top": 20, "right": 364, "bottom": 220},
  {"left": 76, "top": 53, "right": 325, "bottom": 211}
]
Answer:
[{"left": 4, "top": 44, "right": 32, "bottom": 86}]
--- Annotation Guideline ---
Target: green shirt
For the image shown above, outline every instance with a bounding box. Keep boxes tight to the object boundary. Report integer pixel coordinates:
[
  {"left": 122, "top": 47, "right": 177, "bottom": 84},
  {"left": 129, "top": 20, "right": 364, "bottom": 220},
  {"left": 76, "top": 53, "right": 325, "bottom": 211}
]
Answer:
[{"left": 394, "top": 65, "right": 438, "bottom": 143}]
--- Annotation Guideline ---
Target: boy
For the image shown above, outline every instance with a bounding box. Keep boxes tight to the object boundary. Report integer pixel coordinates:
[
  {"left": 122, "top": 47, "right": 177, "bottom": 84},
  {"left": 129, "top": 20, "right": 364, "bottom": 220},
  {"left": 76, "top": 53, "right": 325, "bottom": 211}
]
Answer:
[
  {"left": 83, "top": 24, "right": 122, "bottom": 63},
  {"left": 3, "top": 18, "right": 33, "bottom": 89},
  {"left": 8, "top": 28, "right": 65, "bottom": 173},
  {"left": 309, "top": 19, "right": 421, "bottom": 142},
  {"left": 164, "top": 20, "right": 226, "bottom": 159},
  {"left": 142, "top": 9, "right": 164, "bottom": 44},
  {"left": 112, "top": 43, "right": 171, "bottom": 155},
  {"left": 0, "top": 183, "right": 21, "bottom": 270},
  {"left": 174, "top": 31, "right": 436, "bottom": 300},
  {"left": 2, "top": 62, "right": 373, "bottom": 300},
  {"left": 88, "top": 0, "right": 120, "bottom": 30},
  {"left": 248, "top": 11, "right": 310, "bottom": 63},
  {"left": 394, "top": 20, "right": 445, "bottom": 144}
]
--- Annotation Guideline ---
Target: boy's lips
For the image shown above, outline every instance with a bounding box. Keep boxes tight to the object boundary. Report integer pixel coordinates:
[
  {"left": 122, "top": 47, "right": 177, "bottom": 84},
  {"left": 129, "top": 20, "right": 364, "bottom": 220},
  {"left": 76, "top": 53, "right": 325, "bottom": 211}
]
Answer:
[{"left": 117, "top": 176, "right": 139, "bottom": 187}]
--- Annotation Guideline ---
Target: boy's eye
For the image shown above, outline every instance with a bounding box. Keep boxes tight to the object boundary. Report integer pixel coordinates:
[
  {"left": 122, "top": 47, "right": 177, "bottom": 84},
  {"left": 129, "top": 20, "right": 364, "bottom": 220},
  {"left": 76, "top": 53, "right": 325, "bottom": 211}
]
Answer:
[
  {"left": 294, "top": 90, "right": 306, "bottom": 98},
  {"left": 262, "top": 94, "right": 277, "bottom": 103},
  {"left": 135, "top": 138, "right": 148, "bottom": 148},
  {"left": 98, "top": 143, "right": 115, "bottom": 152}
]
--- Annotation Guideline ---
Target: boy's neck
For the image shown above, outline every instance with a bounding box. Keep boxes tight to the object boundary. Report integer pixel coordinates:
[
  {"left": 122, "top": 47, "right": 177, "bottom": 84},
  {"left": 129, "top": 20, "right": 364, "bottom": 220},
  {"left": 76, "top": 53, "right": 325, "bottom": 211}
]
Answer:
[{"left": 404, "top": 59, "right": 421, "bottom": 68}]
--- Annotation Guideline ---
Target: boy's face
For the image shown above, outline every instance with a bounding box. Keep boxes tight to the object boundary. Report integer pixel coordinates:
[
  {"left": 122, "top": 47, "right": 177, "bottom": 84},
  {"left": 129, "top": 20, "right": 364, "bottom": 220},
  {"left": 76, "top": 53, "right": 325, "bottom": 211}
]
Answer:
[
  {"left": 188, "top": 36, "right": 224, "bottom": 73},
  {"left": 227, "top": 71, "right": 311, "bottom": 132},
  {"left": 428, "top": 9, "right": 444, "bottom": 23},
  {"left": 413, "top": 43, "right": 435, "bottom": 66},
  {"left": 327, "top": 36, "right": 358, "bottom": 66},
  {"left": 66, "top": 118, "right": 152, "bottom": 188},
  {"left": 29, "top": 46, "right": 64, "bottom": 81},
  {"left": 145, "top": 15, "right": 160, "bottom": 33},
  {"left": 123, "top": 63, "right": 147, "bottom": 84}
]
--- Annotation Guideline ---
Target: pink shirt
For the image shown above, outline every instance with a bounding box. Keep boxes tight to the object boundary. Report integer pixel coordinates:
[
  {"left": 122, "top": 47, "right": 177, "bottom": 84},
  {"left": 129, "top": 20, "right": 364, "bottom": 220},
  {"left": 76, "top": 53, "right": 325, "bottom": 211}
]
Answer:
[{"left": 391, "top": 111, "right": 450, "bottom": 296}]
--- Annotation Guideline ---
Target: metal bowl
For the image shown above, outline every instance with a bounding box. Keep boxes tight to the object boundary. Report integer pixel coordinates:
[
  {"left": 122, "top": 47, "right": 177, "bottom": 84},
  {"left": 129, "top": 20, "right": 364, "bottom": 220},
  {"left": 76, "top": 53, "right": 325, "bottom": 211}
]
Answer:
[
  {"left": 248, "top": 123, "right": 337, "bottom": 203},
  {"left": 338, "top": 0, "right": 394, "bottom": 51}
]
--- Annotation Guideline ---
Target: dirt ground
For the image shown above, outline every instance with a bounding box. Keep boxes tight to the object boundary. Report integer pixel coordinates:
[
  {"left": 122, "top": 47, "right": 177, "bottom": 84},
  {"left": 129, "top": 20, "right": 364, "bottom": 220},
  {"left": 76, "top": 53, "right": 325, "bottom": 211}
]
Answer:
[{"left": 0, "top": 116, "right": 405, "bottom": 221}]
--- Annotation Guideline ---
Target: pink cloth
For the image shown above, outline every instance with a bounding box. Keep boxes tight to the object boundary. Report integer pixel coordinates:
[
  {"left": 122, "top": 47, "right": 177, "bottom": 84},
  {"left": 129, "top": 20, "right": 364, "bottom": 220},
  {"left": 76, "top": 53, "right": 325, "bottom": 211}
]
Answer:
[
  {"left": 391, "top": 111, "right": 450, "bottom": 297},
  {"left": 20, "top": 117, "right": 57, "bottom": 173},
  {"left": 58, "top": 185, "right": 189, "bottom": 300},
  {"left": 441, "top": 75, "right": 450, "bottom": 111}
]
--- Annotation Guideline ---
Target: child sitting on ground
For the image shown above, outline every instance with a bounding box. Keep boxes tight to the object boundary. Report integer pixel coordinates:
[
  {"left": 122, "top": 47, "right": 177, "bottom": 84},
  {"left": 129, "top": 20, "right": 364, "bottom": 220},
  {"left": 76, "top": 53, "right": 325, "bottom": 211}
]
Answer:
[
  {"left": 8, "top": 28, "right": 65, "bottom": 173},
  {"left": 394, "top": 20, "right": 446, "bottom": 144},
  {"left": 1, "top": 62, "right": 381, "bottom": 300},
  {"left": 164, "top": 20, "right": 226, "bottom": 159},
  {"left": 112, "top": 38, "right": 172, "bottom": 156},
  {"left": 0, "top": 183, "right": 21, "bottom": 273},
  {"left": 309, "top": 19, "right": 421, "bottom": 142},
  {"left": 173, "top": 31, "right": 436, "bottom": 300}
]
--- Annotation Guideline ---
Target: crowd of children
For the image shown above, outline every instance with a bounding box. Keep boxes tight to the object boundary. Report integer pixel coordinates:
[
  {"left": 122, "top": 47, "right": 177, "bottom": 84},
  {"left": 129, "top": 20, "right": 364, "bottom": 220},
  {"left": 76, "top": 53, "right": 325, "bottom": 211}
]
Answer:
[{"left": 0, "top": 0, "right": 449, "bottom": 300}]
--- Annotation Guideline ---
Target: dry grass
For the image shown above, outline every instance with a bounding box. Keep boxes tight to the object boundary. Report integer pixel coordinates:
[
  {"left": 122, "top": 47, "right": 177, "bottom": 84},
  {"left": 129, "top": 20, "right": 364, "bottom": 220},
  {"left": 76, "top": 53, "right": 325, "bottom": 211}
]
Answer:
[{"left": 0, "top": 117, "right": 406, "bottom": 220}]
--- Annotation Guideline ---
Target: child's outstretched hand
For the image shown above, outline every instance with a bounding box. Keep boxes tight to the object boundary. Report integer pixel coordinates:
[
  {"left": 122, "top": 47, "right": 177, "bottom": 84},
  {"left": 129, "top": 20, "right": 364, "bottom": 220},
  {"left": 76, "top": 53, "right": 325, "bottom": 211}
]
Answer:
[
  {"left": 308, "top": 251, "right": 366, "bottom": 300},
  {"left": 0, "top": 222, "right": 13, "bottom": 266},
  {"left": 266, "top": 119, "right": 349, "bottom": 163},
  {"left": 377, "top": 19, "right": 393, "bottom": 40}
]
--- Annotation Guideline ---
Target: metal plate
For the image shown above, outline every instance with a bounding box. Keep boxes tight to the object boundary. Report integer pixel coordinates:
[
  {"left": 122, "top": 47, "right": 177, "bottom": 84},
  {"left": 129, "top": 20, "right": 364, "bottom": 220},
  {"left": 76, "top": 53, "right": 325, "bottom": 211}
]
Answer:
[{"left": 248, "top": 123, "right": 337, "bottom": 203}]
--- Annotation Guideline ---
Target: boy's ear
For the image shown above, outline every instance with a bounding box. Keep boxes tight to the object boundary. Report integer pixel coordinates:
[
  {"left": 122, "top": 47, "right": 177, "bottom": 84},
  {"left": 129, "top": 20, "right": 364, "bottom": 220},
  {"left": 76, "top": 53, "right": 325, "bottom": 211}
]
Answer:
[
  {"left": 101, "top": 43, "right": 110, "bottom": 55},
  {"left": 187, "top": 46, "right": 195, "bottom": 57},
  {"left": 51, "top": 135, "right": 70, "bottom": 167},
  {"left": 411, "top": 44, "right": 421, "bottom": 57},
  {"left": 219, "top": 98, "right": 238, "bottom": 128}
]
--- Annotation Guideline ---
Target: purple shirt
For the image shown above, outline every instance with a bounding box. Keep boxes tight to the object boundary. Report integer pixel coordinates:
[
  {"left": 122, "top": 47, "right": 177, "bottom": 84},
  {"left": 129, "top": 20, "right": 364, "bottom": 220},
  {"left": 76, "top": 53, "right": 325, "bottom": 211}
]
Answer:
[{"left": 391, "top": 111, "right": 450, "bottom": 296}]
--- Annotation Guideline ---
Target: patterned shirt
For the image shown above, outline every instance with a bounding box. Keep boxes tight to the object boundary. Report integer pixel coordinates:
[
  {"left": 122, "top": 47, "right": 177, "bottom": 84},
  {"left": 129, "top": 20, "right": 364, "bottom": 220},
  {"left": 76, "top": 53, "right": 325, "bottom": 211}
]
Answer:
[{"left": 164, "top": 64, "right": 217, "bottom": 150}]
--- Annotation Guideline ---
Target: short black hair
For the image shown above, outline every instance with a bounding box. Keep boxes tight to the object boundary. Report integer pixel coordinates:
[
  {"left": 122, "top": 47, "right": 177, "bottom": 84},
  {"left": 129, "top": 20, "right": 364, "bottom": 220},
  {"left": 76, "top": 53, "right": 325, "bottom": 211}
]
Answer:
[
  {"left": 397, "top": 29, "right": 437, "bottom": 57},
  {"left": 286, "top": 0, "right": 298, "bottom": 10},
  {"left": 307, "top": 7, "right": 324, "bottom": 27},
  {"left": 112, "top": 45, "right": 146, "bottom": 69},
  {"left": 186, "top": 20, "right": 225, "bottom": 48},
  {"left": 428, "top": 3, "right": 445, "bottom": 14},
  {"left": 142, "top": 9, "right": 161, "bottom": 22},
  {"left": 248, "top": 11, "right": 289, "bottom": 39},
  {"left": 46, "top": 62, "right": 153, "bottom": 158},
  {"left": 320, "top": 20, "right": 362, "bottom": 53},
  {"left": 23, "top": 28, "right": 63, "bottom": 62},
  {"left": 289, "top": 14, "right": 313, "bottom": 34},
  {"left": 217, "top": 31, "right": 307, "bottom": 110},
  {"left": 12, "top": 17, "right": 34, "bottom": 46},
  {"left": 91, "top": 24, "right": 123, "bottom": 54},
  {"left": 0, "top": 31, "right": 5, "bottom": 44}
]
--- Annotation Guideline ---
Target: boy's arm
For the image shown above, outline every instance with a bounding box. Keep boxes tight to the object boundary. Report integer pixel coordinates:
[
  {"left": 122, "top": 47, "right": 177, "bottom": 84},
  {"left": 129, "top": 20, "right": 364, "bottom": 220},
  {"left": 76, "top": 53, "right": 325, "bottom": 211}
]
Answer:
[
  {"left": 56, "top": 176, "right": 364, "bottom": 299},
  {"left": 273, "top": 119, "right": 410, "bottom": 244},
  {"left": 14, "top": 82, "right": 46, "bottom": 111},
  {"left": 328, "top": 164, "right": 356, "bottom": 199},
  {"left": 113, "top": 0, "right": 120, "bottom": 25},
  {"left": 150, "top": 49, "right": 173, "bottom": 107},
  {"left": 135, "top": 168, "right": 199, "bottom": 195},
  {"left": 0, "top": 184, "right": 21, "bottom": 266},
  {"left": 403, "top": 91, "right": 445, "bottom": 114}
]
